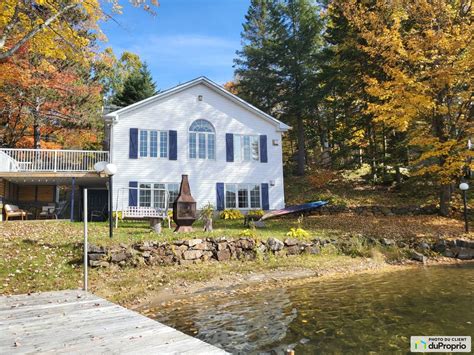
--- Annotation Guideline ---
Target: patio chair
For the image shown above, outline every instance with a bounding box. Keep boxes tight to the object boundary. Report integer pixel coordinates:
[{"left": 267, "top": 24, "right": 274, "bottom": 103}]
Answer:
[
  {"left": 4, "top": 204, "right": 28, "bottom": 221},
  {"left": 90, "top": 204, "right": 108, "bottom": 222}
]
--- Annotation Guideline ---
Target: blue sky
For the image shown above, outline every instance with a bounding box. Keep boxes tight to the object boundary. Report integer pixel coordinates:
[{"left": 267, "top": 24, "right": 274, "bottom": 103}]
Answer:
[{"left": 100, "top": 0, "right": 250, "bottom": 90}]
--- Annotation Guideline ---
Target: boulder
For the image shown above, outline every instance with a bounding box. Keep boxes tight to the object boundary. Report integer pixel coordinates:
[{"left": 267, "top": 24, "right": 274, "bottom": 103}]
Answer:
[
  {"left": 411, "top": 251, "right": 427, "bottom": 264},
  {"left": 217, "top": 242, "right": 228, "bottom": 251},
  {"left": 193, "top": 242, "right": 212, "bottom": 250},
  {"left": 284, "top": 238, "right": 298, "bottom": 246},
  {"left": 186, "top": 239, "right": 203, "bottom": 247},
  {"left": 183, "top": 250, "right": 203, "bottom": 260},
  {"left": 216, "top": 249, "right": 231, "bottom": 261},
  {"left": 381, "top": 238, "right": 395, "bottom": 246},
  {"left": 286, "top": 245, "right": 301, "bottom": 255},
  {"left": 88, "top": 253, "right": 104, "bottom": 261},
  {"left": 110, "top": 252, "right": 128, "bottom": 263},
  {"left": 89, "top": 260, "right": 109, "bottom": 268},
  {"left": 235, "top": 238, "right": 255, "bottom": 250},
  {"left": 88, "top": 245, "right": 106, "bottom": 254},
  {"left": 267, "top": 238, "right": 284, "bottom": 251},
  {"left": 457, "top": 248, "right": 474, "bottom": 260}
]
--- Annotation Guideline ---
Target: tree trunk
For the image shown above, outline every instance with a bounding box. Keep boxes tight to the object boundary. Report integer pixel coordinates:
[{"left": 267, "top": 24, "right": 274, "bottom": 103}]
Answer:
[
  {"left": 33, "top": 123, "right": 41, "bottom": 149},
  {"left": 439, "top": 184, "right": 452, "bottom": 217},
  {"left": 296, "top": 116, "right": 305, "bottom": 176}
]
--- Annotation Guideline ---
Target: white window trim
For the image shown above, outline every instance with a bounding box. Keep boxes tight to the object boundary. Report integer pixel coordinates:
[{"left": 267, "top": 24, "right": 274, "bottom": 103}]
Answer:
[
  {"left": 138, "top": 182, "right": 179, "bottom": 209},
  {"left": 138, "top": 129, "right": 168, "bottom": 159},
  {"left": 224, "top": 183, "right": 262, "bottom": 210},
  {"left": 234, "top": 134, "right": 260, "bottom": 162}
]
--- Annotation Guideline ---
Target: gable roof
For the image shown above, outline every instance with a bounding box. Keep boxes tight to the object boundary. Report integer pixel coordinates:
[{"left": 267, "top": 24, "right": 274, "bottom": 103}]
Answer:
[{"left": 104, "top": 76, "right": 291, "bottom": 132}]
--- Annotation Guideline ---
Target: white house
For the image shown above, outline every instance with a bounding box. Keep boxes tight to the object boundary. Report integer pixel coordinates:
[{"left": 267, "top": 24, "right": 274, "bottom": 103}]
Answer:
[
  {"left": 104, "top": 77, "right": 290, "bottom": 213},
  {"left": 0, "top": 77, "right": 289, "bottom": 221}
]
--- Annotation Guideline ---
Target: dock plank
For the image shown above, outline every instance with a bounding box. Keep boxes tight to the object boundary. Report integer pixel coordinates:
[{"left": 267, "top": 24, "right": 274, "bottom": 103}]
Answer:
[{"left": 0, "top": 290, "right": 227, "bottom": 354}]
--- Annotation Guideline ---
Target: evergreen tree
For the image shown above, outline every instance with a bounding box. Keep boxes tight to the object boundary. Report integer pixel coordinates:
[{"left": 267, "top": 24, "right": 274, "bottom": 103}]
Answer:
[
  {"left": 112, "top": 62, "right": 157, "bottom": 107},
  {"left": 235, "top": 0, "right": 324, "bottom": 176}
]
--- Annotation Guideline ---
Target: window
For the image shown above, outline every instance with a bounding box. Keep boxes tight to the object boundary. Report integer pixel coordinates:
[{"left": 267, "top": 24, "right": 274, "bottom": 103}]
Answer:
[
  {"left": 189, "top": 119, "right": 215, "bottom": 160},
  {"left": 139, "top": 129, "right": 168, "bottom": 158},
  {"left": 234, "top": 135, "right": 259, "bottom": 162},
  {"left": 225, "top": 184, "right": 261, "bottom": 209},
  {"left": 138, "top": 183, "right": 179, "bottom": 209}
]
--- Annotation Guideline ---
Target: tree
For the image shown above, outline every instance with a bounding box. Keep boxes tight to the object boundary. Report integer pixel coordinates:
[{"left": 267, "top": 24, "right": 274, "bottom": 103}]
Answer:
[
  {"left": 342, "top": 0, "right": 473, "bottom": 215},
  {"left": 112, "top": 62, "right": 157, "bottom": 107},
  {"left": 0, "top": 0, "right": 159, "bottom": 61},
  {"left": 235, "top": 0, "right": 324, "bottom": 175},
  {"left": 0, "top": 48, "right": 103, "bottom": 149}
]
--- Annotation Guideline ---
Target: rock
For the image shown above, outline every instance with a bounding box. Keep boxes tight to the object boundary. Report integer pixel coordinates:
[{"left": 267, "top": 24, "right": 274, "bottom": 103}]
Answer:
[
  {"left": 304, "top": 246, "right": 320, "bottom": 255},
  {"left": 235, "top": 238, "right": 255, "bottom": 250},
  {"left": 88, "top": 245, "right": 106, "bottom": 254},
  {"left": 89, "top": 260, "right": 109, "bottom": 268},
  {"left": 419, "top": 242, "right": 431, "bottom": 250},
  {"left": 444, "top": 248, "right": 456, "bottom": 258},
  {"left": 186, "top": 239, "right": 203, "bottom": 247},
  {"left": 457, "top": 248, "right": 474, "bottom": 260},
  {"left": 216, "top": 249, "right": 231, "bottom": 261},
  {"left": 433, "top": 240, "right": 447, "bottom": 253},
  {"left": 202, "top": 251, "right": 214, "bottom": 261},
  {"left": 88, "top": 253, "right": 104, "bottom": 261},
  {"left": 411, "top": 251, "right": 427, "bottom": 264},
  {"left": 183, "top": 250, "right": 203, "bottom": 260},
  {"left": 173, "top": 240, "right": 186, "bottom": 246},
  {"left": 267, "top": 238, "right": 284, "bottom": 251},
  {"left": 286, "top": 245, "right": 301, "bottom": 255},
  {"left": 456, "top": 239, "right": 474, "bottom": 249},
  {"left": 253, "top": 221, "right": 266, "bottom": 228},
  {"left": 284, "top": 238, "right": 298, "bottom": 246},
  {"left": 110, "top": 252, "right": 127, "bottom": 263},
  {"left": 193, "top": 242, "right": 212, "bottom": 250},
  {"left": 142, "top": 251, "right": 151, "bottom": 258},
  {"left": 217, "top": 242, "right": 228, "bottom": 251},
  {"left": 381, "top": 238, "right": 395, "bottom": 246}
]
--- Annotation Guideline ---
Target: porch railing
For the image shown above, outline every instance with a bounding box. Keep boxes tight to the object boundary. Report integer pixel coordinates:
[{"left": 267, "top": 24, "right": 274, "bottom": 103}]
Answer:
[{"left": 0, "top": 148, "right": 109, "bottom": 172}]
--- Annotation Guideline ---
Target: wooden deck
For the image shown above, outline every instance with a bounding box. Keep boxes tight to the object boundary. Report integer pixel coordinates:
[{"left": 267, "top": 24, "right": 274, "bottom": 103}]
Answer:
[{"left": 0, "top": 290, "right": 227, "bottom": 354}]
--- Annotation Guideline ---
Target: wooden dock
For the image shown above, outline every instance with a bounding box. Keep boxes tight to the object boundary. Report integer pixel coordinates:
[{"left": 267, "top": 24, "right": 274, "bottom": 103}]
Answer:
[{"left": 0, "top": 290, "right": 227, "bottom": 354}]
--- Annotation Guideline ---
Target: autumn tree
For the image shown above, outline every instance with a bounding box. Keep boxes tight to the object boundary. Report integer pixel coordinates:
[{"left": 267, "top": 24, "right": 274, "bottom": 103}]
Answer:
[
  {"left": 342, "top": 0, "right": 473, "bottom": 215},
  {"left": 0, "top": 0, "right": 158, "bottom": 61},
  {"left": 0, "top": 49, "right": 103, "bottom": 149}
]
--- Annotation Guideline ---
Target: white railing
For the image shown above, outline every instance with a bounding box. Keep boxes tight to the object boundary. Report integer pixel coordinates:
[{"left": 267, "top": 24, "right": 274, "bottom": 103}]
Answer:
[{"left": 0, "top": 148, "right": 109, "bottom": 172}]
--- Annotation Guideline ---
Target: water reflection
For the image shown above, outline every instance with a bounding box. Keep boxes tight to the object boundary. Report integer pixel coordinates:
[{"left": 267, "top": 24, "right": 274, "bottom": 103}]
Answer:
[{"left": 155, "top": 264, "right": 474, "bottom": 354}]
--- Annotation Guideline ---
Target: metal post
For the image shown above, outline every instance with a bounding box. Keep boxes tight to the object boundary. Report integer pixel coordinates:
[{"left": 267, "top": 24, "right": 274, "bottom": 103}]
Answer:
[
  {"left": 70, "top": 177, "right": 75, "bottom": 221},
  {"left": 463, "top": 190, "right": 469, "bottom": 233},
  {"left": 109, "top": 175, "right": 113, "bottom": 239},
  {"left": 83, "top": 188, "right": 88, "bottom": 292}
]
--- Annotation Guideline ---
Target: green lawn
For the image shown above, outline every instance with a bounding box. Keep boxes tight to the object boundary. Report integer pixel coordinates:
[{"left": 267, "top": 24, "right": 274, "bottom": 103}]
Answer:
[{"left": 1, "top": 214, "right": 470, "bottom": 300}]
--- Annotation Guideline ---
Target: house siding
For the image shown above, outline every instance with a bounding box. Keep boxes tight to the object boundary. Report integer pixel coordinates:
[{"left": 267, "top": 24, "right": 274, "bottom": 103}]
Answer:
[{"left": 111, "top": 83, "right": 286, "bottom": 211}]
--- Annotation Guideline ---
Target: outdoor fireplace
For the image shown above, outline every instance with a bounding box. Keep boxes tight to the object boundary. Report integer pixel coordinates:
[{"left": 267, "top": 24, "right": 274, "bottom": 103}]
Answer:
[{"left": 172, "top": 174, "right": 197, "bottom": 232}]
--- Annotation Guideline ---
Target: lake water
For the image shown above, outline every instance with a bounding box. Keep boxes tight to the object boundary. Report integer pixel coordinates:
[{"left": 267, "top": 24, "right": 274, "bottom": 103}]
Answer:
[{"left": 155, "top": 264, "right": 474, "bottom": 354}]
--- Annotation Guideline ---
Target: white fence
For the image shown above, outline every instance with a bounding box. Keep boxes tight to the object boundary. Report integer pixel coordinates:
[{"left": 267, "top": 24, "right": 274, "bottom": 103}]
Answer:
[{"left": 0, "top": 148, "right": 109, "bottom": 172}]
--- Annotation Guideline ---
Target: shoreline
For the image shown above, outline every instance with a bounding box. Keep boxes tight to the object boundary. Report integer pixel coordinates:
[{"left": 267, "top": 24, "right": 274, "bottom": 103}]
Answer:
[{"left": 133, "top": 256, "right": 469, "bottom": 314}]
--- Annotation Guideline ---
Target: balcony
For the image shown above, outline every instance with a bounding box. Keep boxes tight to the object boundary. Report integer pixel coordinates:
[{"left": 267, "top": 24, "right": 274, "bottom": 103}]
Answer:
[{"left": 0, "top": 148, "right": 109, "bottom": 173}]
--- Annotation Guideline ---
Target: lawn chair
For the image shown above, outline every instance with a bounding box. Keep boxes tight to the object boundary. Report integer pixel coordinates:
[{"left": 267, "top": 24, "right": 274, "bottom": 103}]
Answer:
[
  {"left": 4, "top": 204, "right": 28, "bottom": 221},
  {"left": 90, "top": 204, "right": 108, "bottom": 222}
]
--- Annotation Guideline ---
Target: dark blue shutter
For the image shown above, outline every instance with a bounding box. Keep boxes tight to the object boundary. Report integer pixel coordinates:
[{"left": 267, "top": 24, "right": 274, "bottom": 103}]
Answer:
[
  {"left": 261, "top": 183, "right": 269, "bottom": 210},
  {"left": 260, "top": 135, "right": 268, "bottom": 163},
  {"left": 169, "top": 130, "right": 177, "bottom": 160},
  {"left": 216, "top": 183, "right": 225, "bottom": 210},
  {"left": 129, "top": 128, "right": 138, "bottom": 159},
  {"left": 129, "top": 181, "right": 138, "bottom": 207},
  {"left": 226, "top": 133, "right": 234, "bottom": 162}
]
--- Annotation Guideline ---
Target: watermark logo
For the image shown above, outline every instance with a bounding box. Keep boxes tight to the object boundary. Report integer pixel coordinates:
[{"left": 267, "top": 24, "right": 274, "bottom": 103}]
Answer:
[{"left": 411, "top": 336, "right": 471, "bottom": 353}]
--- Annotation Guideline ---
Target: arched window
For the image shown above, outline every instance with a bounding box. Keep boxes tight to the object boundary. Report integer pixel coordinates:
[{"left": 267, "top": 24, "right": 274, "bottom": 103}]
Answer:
[{"left": 189, "top": 119, "right": 215, "bottom": 160}]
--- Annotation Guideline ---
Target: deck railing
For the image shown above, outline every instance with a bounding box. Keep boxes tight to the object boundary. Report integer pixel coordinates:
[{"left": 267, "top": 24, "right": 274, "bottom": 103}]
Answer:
[{"left": 0, "top": 148, "right": 109, "bottom": 172}]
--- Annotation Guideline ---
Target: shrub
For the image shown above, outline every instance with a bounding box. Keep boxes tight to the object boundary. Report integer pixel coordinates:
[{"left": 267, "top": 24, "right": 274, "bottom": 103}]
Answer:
[
  {"left": 286, "top": 227, "right": 310, "bottom": 238},
  {"left": 219, "top": 209, "right": 244, "bottom": 220},
  {"left": 247, "top": 209, "right": 264, "bottom": 219},
  {"left": 239, "top": 229, "right": 257, "bottom": 238},
  {"left": 112, "top": 211, "right": 123, "bottom": 220}
]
